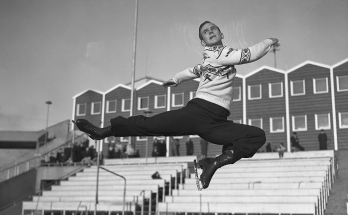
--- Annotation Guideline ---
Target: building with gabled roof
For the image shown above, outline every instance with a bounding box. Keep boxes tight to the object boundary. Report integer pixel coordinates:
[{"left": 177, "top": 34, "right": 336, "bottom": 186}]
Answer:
[{"left": 71, "top": 59, "right": 348, "bottom": 158}]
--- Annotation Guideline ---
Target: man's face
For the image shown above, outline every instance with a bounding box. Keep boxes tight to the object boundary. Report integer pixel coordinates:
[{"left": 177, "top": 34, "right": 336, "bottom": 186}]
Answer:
[{"left": 200, "top": 22, "right": 223, "bottom": 46}]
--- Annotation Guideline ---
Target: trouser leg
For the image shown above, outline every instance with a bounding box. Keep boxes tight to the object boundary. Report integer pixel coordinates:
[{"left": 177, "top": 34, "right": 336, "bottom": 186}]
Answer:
[
  {"left": 199, "top": 121, "right": 266, "bottom": 164},
  {"left": 109, "top": 101, "right": 210, "bottom": 137}
]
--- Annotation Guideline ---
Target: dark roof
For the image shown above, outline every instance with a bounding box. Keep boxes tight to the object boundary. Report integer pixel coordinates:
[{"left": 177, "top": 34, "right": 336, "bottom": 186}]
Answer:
[{"left": 0, "top": 130, "right": 45, "bottom": 142}]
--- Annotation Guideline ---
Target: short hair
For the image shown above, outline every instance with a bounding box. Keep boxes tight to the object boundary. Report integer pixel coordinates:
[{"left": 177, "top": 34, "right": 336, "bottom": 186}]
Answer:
[
  {"left": 198, "top": 21, "right": 221, "bottom": 40},
  {"left": 293, "top": 132, "right": 297, "bottom": 135}
]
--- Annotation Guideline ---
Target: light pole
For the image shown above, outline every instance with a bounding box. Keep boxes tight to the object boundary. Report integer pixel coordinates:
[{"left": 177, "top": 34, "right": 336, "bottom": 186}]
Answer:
[
  {"left": 271, "top": 42, "right": 280, "bottom": 68},
  {"left": 144, "top": 109, "right": 152, "bottom": 164},
  {"left": 45, "top": 101, "right": 52, "bottom": 146}
]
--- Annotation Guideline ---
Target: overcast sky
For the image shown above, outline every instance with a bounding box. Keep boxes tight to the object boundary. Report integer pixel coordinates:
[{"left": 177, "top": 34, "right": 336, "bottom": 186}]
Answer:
[{"left": 1, "top": 0, "right": 348, "bottom": 131}]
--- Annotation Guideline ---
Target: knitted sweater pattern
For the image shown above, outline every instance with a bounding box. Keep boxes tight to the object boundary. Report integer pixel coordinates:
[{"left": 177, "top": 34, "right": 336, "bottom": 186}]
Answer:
[{"left": 173, "top": 39, "right": 273, "bottom": 115}]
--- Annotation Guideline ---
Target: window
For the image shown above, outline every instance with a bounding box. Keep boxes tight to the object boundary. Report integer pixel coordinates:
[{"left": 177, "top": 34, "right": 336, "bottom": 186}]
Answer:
[
  {"left": 189, "top": 135, "right": 200, "bottom": 138},
  {"left": 137, "top": 136, "right": 147, "bottom": 141},
  {"left": 155, "top": 95, "right": 166, "bottom": 109},
  {"left": 77, "top": 103, "right": 86, "bottom": 116},
  {"left": 190, "top": 91, "right": 196, "bottom": 100},
  {"left": 120, "top": 137, "right": 129, "bottom": 142},
  {"left": 339, "top": 112, "right": 348, "bottom": 129},
  {"left": 248, "top": 85, "right": 262, "bottom": 100},
  {"left": 110, "top": 136, "right": 115, "bottom": 143},
  {"left": 291, "top": 80, "right": 305, "bottom": 96},
  {"left": 269, "top": 82, "right": 283, "bottom": 98},
  {"left": 105, "top": 136, "right": 115, "bottom": 143},
  {"left": 122, "top": 99, "right": 131, "bottom": 112},
  {"left": 154, "top": 136, "right": 166, "bottom": 140},
  {"left": 248, "top": 118, "right": 262, "bottom": 129},
  {"left": 233, "top": 87, "right": 241, "bottom": 101},
  {"left": 233, "top": 119, "right": 242, "bottom": 124},
  {"left": 270, "top": 117, "right": 284, "bottom": 133},
  {"left": 106, "top": 100, "right": 117, "bottom": 113},
  {"left": 313, "top": 78, "right": 328, "bottom": 94},
  {"left": 292, "top": 115, "right": 307, "bottom": 131},
  {"left": 172, "top": 93, "right": 184, "bottom": 107},
  {"left": 315, "top": 113, "right": 330, "bottom": 130},
  {"left": 337, "top": 75, "right": 348, "bottom": 92},
  {"left": 138, "top": 96, "right": 149, "bottom": 110},
  {"left": 91, "top": 102, "right": 101, "bottom": 114}
]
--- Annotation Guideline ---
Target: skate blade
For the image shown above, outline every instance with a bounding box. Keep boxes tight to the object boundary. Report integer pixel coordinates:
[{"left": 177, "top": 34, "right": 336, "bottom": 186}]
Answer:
[{"left": 193, "top": 159, "right": 203, "bottom": 191}]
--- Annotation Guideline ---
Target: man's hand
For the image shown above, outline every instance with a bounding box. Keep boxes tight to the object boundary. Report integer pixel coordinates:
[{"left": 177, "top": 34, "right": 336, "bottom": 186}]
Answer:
[
  {"left": 268, "top": 38, "right": 279, "bottom": 46},
  {"left": 163, "top": 79, "right": 178, "bottom": 87}
]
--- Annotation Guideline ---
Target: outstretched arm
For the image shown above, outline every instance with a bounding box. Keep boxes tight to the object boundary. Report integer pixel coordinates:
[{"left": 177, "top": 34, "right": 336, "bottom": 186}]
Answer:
[
  {"left": 163, "top": 66, "right": 201, "bottom": 87},
  {"left": 216, "top": 38, "right": 278, "bottom": 66}
]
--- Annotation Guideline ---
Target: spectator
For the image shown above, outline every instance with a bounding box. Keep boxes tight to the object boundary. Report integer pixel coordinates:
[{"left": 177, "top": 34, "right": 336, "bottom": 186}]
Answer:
[
  {"left": 82, "top": 138, "right": 89, "bottom": 149},
  {"left": 318, "top": 129, "right": 328, "bottom": 150},
  {"left": 152, "top": 145, "right": 160, "bottom": 157},
  {"left": 56, "top": 148, "right": 63, "bottom": 163},
  {"left": 81, "top": 147, "right": 89, "bottom": 160},
  {"left": 63, "top": 146, "right": 72, "bottom": 162},
  {"left": 115, "top": 141, "right": 123, "bottom": 158},
  {"left": 77, "top": 142, "right": 85, "bottom": 162},
  {"left": 171, "top": 137, "right": 180, "bottom": 156},
  {"left": 200, "top": 138, "right": 209, "bottom": 158},
  {"left": 44, "top": 153, "right": 50, "bottom": 164},
  {"left": 81, "top": 148, "right": 93, "bottom": 166},
  {"left": 153, "top": 137, "right": 159, "bottom": 151},
  {"left": 88, "top": 145, "right": 96, "bottom": 160},
  {"left": 72, "top": 142, "right": 79, "bottom": 162},
  {"left": 291, "top": 132, "right": 305, "bottom": 151},
  {"left": 65, "top": 157, "right": 73, "bottom": 165},
  {"left": 49, "top": 152, "right": 57, "bottom": 163},
  {"left": 125, "top": 143, "right": 135, "bottom": 158},
  {"left": 159, "top": 139, "right": 167, "bottom": 157},
  {"left": 185, "top": 136, "right": 194, "bottom": 155},
  {"left": 265, "top": 142, "right": 272, "bottom": 152},
  {"left": 152, "top": 171, "right": 162, "bottom": 179},
  {"left": 107, "top": 144, "right": 115, "bottom": 159},
  {"left": 277, "top": 142, "right": 286, "bottom": 159}
]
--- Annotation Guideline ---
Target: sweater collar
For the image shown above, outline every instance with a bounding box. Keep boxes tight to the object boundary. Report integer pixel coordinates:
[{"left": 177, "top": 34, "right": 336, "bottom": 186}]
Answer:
[{"left": 205, "top": 45, "right": 225, "bottom": 52}]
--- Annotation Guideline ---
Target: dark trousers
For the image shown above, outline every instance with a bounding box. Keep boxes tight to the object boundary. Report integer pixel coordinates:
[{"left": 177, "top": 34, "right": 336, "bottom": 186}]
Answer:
[{"left": 110, "top": 98, "right": 266, "bottom": 164}]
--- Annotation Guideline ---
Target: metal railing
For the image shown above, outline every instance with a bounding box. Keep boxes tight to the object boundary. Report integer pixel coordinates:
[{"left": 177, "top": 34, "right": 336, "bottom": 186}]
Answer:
[{"left": 0, "top": 134, "right": 86, "bottom": 183}]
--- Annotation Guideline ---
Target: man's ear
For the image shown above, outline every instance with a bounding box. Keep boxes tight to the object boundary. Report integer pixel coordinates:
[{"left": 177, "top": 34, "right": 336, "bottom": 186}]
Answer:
[
  {"left": 221, "top": 33, "right": 224, "bottom": 39},
  {"left": 201, "top": 40, "right": 206, "bottom": 46}
]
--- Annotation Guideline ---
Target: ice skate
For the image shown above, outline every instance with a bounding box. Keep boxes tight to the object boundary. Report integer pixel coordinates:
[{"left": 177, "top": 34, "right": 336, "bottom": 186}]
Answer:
[
  {"left": 193, "top": 150, "right": 234, "bottom": 190},
  {"left": 72, "top": 119, "right": 112, "bottom": 140}
]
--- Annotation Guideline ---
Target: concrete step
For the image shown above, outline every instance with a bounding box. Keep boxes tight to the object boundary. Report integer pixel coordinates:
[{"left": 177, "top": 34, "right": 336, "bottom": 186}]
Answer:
[{"left": 324, "top": 150, "right": 348, "bottom": 215}]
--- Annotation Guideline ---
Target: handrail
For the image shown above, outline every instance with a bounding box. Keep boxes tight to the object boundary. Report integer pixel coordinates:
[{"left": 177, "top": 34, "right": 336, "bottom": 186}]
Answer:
[
  {"left": 0, "top": 165, "right": 85, "bottom": 213},
  {"left": 99, "top": 166, "right": 126, "bottom": 215},
  {"left": 0, "top": 133, "right": 86, "bottom": 181}
]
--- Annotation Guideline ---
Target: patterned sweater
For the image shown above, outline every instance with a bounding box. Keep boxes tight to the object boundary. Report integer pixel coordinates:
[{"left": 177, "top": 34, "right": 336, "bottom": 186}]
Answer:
[{"left": 173, "top": 39, "right": 274, "bottom": 115}]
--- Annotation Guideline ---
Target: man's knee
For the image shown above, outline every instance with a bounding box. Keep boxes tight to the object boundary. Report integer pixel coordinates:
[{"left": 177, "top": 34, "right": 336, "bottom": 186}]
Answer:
[{"left": 251, "top": 127, "right": 266, "bottom": 143}]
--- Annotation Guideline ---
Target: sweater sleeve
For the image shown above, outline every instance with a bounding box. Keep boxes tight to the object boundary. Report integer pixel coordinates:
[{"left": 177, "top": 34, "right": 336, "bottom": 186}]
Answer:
[
  {"left": 215, "top": 39, "right": 274, "bottom": 66},
  {"left": 172, "top": 65, "right": 201, "bottom": 84}
]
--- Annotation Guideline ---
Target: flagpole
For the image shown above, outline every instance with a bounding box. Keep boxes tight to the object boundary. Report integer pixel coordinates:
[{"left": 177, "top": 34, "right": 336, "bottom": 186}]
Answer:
[{"left": 129, "top": 0, "right": 139, "bottom": 146}]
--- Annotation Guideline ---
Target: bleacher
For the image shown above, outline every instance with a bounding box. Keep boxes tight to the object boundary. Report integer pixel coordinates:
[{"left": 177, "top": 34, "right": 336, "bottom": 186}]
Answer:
[{"left": 22, "top": 151, "right": 336, "bottom": 215}]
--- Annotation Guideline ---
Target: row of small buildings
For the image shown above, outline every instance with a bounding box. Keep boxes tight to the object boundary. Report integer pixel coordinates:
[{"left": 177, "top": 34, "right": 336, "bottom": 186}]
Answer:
[{"left": 72, "top": 59, "right": 348, "bottom": 158}]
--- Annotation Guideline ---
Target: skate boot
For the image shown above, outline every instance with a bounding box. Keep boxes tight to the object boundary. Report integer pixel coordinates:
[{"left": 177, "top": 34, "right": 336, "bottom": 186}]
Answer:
[
  {"left": 194, "top": 150, "right": 234, "bottom": 190},
  {"left": 72, "top": 119, "right": 113, "bottom": 140}
]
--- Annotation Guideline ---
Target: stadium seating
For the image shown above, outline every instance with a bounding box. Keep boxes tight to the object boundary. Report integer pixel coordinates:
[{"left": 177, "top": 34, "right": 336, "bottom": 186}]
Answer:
[
  {"left": 22, "top": 157, "right": 193, "bottom": 215},
  {"left": 22, "top": 152, "right": 336, "bottom": 215}
]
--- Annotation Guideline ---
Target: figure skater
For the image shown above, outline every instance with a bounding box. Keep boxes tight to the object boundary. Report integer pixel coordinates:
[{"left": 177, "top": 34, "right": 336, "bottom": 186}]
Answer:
[{"left": 73, "top": 21, "right": 278, "bottom": 190}]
